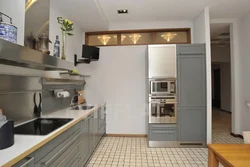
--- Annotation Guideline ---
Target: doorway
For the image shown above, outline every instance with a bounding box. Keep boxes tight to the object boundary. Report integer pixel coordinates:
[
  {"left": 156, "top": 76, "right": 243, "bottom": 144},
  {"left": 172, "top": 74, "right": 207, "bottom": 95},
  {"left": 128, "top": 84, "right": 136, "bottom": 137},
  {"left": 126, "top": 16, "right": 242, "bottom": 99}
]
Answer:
[{"left": 210, "top": 23, "right": 242, "bottom": 143}]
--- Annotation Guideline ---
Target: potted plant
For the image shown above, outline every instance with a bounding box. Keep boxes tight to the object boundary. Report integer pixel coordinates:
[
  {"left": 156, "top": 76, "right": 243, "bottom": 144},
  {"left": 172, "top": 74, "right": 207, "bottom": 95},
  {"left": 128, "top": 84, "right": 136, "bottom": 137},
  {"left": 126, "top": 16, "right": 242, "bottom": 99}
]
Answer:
[{"left": 57, "top": 17, "right": 74, "bottom": 60}]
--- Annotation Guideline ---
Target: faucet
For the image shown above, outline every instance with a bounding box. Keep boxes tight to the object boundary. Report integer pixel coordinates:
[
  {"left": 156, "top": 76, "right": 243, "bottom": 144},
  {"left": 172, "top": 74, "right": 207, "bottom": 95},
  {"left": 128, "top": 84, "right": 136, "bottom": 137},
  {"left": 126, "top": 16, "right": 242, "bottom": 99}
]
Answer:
[{"left": 70, "top": 93, "right": 82, "bottom": 108}]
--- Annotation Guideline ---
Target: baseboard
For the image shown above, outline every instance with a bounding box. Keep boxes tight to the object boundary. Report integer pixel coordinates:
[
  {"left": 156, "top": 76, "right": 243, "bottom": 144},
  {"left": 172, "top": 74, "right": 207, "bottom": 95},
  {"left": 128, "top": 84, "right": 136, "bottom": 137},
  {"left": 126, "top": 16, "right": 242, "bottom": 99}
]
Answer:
[
  {"left": 106, "top": 134, "right": 147, "bottom": 138},
  {"left": 220, "top": 109, "right": 232, "bottom": 114},
  {"left": 230, "top": 132, "right": 243, "bottom": 139}
]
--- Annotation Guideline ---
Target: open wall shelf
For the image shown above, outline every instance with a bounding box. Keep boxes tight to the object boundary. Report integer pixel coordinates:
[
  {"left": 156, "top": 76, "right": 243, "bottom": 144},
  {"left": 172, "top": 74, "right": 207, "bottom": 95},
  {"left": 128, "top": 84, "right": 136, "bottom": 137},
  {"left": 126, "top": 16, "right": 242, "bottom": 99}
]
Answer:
[{"left": 0, "top": 39, "right": 75, "bottom": 71}]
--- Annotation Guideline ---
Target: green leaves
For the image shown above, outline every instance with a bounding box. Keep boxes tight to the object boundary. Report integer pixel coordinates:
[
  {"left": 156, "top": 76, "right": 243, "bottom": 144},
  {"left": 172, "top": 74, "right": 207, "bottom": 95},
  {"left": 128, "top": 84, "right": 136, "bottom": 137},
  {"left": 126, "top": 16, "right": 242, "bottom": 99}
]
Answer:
[
  {"left": 61, "top": 27, "right": 66, "bottom": 31},
  {"left": 57, "top": 17, "right": 63, "bottom": 24},
  {"left": 66, "top": 33, "right": 73, "bottom": 36},
  {"left": 57, "top": 16, "right": 74, "bottom": 36}
]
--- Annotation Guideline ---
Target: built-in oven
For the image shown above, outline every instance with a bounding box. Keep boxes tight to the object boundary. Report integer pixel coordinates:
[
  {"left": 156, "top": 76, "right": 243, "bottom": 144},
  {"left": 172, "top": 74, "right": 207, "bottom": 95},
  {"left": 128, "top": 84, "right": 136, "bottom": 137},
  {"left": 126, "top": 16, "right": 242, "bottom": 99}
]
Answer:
[
  {"left": 150, "top": 79, "right": 176, "bottom": 96},
  {"left": 149, "top": 96, "right": 177, "bottom": 124}
]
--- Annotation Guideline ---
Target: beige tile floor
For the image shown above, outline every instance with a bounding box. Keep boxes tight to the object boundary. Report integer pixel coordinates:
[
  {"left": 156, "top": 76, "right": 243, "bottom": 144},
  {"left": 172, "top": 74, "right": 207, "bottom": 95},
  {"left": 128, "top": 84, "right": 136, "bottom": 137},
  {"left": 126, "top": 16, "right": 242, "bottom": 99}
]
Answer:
[
  {"left": 86, "top": 108, "right": 243, "bottom": 167},
  {"left": 212, "top": 108, "right": 243, "bottom": 144}
]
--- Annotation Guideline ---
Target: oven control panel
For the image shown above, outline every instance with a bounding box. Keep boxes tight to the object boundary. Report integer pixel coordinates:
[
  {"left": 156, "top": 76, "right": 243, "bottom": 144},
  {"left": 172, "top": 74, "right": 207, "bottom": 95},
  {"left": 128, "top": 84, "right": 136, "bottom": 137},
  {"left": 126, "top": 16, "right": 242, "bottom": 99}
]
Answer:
[{"left": 150, "top": 96, "right": 177, "bottom": 103}]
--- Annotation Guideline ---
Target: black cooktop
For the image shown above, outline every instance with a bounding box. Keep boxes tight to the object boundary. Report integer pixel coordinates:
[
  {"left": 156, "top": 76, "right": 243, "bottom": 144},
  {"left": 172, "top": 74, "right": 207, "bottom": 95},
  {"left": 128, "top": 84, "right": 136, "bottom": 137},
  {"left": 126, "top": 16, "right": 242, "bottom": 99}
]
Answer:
[{"left": 14, "top": 118, "right": 73, "bottom": 136}]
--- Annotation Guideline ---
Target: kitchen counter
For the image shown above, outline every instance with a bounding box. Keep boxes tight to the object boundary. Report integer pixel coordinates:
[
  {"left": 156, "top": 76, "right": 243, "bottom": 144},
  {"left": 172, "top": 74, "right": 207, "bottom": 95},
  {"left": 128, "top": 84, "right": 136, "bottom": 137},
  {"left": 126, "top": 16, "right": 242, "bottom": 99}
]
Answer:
[{"left": 0, "top": 104, "right": 102, "bottom": 167}]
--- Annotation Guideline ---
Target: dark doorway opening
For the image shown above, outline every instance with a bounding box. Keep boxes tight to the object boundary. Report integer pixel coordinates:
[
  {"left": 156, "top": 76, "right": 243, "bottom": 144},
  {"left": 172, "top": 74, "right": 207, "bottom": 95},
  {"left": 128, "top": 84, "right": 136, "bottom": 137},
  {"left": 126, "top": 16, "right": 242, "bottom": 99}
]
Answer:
[{"left": 213, "top": 68, "right": 221, "bottom": 108}]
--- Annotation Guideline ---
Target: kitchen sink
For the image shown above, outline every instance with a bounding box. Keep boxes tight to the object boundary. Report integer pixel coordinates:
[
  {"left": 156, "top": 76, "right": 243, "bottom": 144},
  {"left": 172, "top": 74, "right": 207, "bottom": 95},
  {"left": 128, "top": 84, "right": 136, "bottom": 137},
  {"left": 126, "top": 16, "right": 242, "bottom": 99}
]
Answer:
[{"left": 71, "top": 105, "right": 95, "bottom": 110}]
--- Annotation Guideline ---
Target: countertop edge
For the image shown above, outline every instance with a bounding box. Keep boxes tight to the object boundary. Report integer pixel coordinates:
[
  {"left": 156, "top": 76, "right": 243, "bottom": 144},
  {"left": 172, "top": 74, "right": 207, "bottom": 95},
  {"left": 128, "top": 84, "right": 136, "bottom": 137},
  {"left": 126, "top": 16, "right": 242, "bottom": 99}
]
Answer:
[{"left": 1, "top": 105, "right": 102, "bottom": 167}]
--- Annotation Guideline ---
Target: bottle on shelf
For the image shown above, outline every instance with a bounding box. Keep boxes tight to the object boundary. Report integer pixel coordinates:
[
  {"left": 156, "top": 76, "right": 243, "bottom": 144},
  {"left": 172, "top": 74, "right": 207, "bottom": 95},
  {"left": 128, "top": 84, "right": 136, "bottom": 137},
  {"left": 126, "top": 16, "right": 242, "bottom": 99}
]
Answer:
[{"left": 53, "top": 35, "right": 60, "bottom": 58}]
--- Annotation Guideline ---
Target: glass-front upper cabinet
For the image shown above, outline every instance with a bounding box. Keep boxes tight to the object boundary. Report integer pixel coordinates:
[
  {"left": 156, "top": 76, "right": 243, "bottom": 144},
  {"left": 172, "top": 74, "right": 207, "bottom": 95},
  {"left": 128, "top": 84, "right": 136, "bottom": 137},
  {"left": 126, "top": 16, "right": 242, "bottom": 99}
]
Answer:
[
  {"left": 88, "top": 34, "right": 118, "bottom": 46},
  {"left": 86, "top": 29, "right": 191, "bottom": 46},
  {"left": 155, "top": 31, "right": 189, "bottom": 44},
  {"left": 121, "top": 33, "right": 152, "bottom": 45}
]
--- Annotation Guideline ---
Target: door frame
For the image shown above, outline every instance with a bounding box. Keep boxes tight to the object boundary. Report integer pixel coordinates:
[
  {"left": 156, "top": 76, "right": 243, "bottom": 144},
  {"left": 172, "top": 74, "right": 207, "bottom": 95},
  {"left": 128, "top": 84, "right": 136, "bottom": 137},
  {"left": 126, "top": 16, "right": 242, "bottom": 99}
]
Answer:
[{"left": 210, "top": 19, "right": 241, "bottom": 135}]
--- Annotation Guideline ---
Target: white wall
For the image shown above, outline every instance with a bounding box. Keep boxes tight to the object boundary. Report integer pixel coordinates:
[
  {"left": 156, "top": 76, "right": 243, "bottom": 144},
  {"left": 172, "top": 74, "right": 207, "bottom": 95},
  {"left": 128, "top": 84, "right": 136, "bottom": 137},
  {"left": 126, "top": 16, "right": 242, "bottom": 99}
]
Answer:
[
  {"left": 211, "top": 43, "right": 231, "bottom": 112},
  {"left": 80, "top": 20, "right": 196, "bottom": 135},
  {"left": 193, "top": 8, "right": 212, "bottom": 144},
  {"left": 193, "top": 11, "right": 206, "bottom": 43},
  {"left": 80, "top": 46, "right": 147, "bottom": 134},
  {"left": 220, "top": 63, "right": 231, "bottom": 112},
  {"left": 0, "top": 0, "right": 25, "bottom": 45},
  {"left": 238, "top": 11, "right": 250, "bottom": 133},
  {"left": 211, "top": 45, "right": 230, "bottom": 63}
]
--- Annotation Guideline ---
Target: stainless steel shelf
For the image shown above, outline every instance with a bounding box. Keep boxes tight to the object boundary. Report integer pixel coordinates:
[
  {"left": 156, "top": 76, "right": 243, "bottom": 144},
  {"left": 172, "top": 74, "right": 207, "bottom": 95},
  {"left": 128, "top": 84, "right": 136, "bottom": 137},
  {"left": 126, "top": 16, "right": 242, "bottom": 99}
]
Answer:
[
  {"left": 0, "top": 39, "right": 75, "bottom": 71},
  {"left": 60, "top": 72, "right": 91, "bottom": 77}
]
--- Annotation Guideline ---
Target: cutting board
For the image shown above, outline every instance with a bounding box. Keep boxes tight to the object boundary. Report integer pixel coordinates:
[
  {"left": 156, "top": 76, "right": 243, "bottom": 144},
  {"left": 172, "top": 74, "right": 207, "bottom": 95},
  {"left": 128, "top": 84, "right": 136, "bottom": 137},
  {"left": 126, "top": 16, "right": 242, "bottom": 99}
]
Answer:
[{"left": 77, "top": 90, "right": 85, "bottom": 104}]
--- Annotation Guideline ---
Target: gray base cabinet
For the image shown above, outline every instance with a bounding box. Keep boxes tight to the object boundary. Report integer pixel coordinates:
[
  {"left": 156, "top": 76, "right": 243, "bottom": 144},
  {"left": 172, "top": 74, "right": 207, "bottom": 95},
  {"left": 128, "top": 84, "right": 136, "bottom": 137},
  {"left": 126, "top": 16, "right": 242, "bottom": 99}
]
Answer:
[
  {"left": 13, "top": 154, "right": 35, "bottom": 167},
  {"left": 178, "top": 107, "right": 206, "bottom": 141},
  {"left": 148, "top": 124, "right": 177, "bottom": 141},
  {"left": 13, "top": 105, "right": 107, "bottom": 167},
  {"left": 81, "top": 116, "right": 90, "bottom": 165}
]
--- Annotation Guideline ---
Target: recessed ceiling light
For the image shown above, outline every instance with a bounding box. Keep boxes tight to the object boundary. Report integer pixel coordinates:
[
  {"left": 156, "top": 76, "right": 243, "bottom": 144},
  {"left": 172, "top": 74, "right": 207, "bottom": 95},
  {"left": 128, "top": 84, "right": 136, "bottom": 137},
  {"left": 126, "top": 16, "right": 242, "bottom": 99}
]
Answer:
[{"left": 118, "top": 9, "right": 128, "bottom": 14}]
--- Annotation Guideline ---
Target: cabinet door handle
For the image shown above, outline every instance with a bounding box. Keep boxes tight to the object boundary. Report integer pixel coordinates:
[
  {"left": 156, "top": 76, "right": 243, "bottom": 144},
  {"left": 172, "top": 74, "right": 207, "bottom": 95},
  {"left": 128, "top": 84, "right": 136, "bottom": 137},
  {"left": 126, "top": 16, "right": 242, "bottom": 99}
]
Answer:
[
  {"left": 42, "top": 132, "right": 81, "bottom": 166},
  {"left": 20, "top": 157, "right": 34, "bottom": 167},
  {"left": 57, "top": 143, "right": 82, "bottom": 167},
  {"left": 85, "top": 116, "right": 91, "bottom": 121},
  {"left": 75, "top": 158, "right": 81, "bottom": 167},
  {"left": 179, "top": 52, "right": 203, "bottom": 55}
]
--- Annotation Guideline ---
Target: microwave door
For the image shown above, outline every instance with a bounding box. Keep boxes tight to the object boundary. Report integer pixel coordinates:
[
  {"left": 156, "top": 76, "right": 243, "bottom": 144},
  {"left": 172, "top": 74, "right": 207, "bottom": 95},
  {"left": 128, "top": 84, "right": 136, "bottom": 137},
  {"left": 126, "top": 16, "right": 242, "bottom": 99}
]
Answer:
[{"left": 151, "top": 81, "right": 168, "bottom": 94}]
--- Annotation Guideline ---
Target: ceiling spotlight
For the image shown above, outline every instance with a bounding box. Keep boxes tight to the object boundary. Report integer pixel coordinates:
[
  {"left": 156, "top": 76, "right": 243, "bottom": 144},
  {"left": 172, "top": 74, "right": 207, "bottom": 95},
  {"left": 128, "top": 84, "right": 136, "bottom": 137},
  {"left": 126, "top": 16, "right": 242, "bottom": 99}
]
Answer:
[{"left": 118, "top": 9, "right": 128, "bottom": 14}]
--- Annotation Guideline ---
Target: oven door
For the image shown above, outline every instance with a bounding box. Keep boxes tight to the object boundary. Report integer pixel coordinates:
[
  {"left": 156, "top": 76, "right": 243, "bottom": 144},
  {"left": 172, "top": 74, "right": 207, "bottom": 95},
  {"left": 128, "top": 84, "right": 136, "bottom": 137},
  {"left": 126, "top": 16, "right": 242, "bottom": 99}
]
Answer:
[
  {"left": 149, "top": 102, "right": 177, "bottom": 124},
  {"left": 150, "top": 81, "right": 170, "bottom": 95}
]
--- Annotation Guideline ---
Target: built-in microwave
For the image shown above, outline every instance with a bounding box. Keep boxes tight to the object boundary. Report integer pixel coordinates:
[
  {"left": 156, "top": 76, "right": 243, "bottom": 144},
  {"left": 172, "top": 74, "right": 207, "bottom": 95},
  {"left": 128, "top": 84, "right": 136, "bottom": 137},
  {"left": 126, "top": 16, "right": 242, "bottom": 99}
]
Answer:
[{"left": 150, "top": 79, "right": 176, "bottom": 95}]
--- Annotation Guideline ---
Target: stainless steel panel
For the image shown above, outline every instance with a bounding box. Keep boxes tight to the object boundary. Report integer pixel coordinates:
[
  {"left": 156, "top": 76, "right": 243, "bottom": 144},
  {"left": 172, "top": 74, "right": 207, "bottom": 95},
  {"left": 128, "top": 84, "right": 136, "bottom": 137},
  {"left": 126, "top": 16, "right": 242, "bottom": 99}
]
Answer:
[
  {"left": 0, "top": 75, "right": 42, "bottom": 93},
  {"left": 42, "top": 78, "right": 85, "bottom": 86},
  {"left": 0, "top": 39, "right": 75, "bottom": 71},
  {"left": 0, "top": 75, "right": 85, "bottom": 123},
  {"left": 148, "top": 45, "right": 176, "bottom": 78},
  {"left": 0, "top": 75, "right": 42, "bottom": 123},
  {"left": 1, "top": 91, "right": 41, "bottom": 123},
  {"left": 148, "top": 141, "right": 206, "bottom": 148}
]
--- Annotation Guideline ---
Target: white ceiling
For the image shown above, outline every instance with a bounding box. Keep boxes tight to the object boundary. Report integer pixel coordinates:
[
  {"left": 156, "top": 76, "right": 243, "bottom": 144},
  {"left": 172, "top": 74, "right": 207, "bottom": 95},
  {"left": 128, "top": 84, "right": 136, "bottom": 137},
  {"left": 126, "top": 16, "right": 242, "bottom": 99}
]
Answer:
[
  {"left": 210, "top": 23, "right": 230, "bottom": 39},
  {"left": 54, "top": 0, "right": 109, "bottom": 31},
  {"left": 210, "top": 0, "right": 250, "bottom": 19},
  {"left": 97, "top": 0, "right": 214, "bottom": 22},
  {"left": 55, "top": 0, "right": 250, "bottom": 31},
  {"left": 97, "top": 0, "right": 250, "bottom": 22},
  {"left": 210, "top": 23, "right": 230, "bottom": 46}
]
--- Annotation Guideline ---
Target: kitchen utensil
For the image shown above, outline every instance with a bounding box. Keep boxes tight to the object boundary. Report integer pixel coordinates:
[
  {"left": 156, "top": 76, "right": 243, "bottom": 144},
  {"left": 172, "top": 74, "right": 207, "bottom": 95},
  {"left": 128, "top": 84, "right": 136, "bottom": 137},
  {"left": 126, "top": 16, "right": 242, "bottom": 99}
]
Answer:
[
  {"left": 35, "top": 34, "right": 51, "bottom": 54},
  {"left": 34, "top": 92, "right": 42, "bottom": 117},
  {"left": 0, "top": 12, "right": 17, "bottom": 43},
  {"left": 78, "top": 90, "right": 85, "bottom": 104},
  {"left": 0, "top": 120, "right": 14, "bottom": 150}
]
